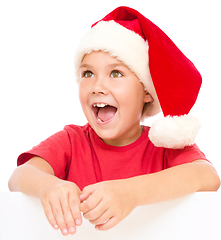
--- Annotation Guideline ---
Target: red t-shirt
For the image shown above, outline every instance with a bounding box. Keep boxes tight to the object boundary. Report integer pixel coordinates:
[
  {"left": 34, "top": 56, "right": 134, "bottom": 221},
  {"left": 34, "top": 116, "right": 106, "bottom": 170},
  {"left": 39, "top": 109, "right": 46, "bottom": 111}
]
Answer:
[{"left": 17, "top": 124, "right": 207, "bottom": 190}]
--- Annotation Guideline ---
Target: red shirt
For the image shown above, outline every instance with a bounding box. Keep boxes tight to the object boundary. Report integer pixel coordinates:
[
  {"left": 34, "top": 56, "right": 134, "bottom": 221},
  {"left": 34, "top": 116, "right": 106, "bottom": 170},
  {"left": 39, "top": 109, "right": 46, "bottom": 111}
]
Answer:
[{"left": 17, "top": 124, "right": 207, "bottom": 190}]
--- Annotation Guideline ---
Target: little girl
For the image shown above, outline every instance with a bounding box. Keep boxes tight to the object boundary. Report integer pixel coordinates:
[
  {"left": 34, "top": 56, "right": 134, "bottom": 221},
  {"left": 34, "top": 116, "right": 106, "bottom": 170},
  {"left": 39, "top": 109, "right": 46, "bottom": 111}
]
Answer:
[{"left": 9, "top": 6, "right": 220, "bottom": 236}]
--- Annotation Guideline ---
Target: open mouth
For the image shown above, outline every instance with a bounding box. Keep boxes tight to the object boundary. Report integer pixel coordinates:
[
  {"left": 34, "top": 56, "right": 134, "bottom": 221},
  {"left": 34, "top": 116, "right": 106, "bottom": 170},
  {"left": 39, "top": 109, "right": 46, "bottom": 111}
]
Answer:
[{"left": 92, "top": 103, "right": 117, "bottom": 123}]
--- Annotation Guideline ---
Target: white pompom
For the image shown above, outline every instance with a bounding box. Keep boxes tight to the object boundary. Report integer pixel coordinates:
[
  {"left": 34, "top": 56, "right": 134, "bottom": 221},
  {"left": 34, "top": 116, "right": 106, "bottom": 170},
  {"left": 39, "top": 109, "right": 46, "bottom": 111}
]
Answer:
[{"left": 149, "top": 115, "right": 201, "bottom": 149}]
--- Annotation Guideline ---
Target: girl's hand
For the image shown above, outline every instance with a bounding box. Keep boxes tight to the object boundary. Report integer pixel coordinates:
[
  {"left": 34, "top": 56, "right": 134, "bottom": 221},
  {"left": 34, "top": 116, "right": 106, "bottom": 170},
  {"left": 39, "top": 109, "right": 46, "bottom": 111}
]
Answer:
[
  {"left": 80, "top": 179, "right": 137, "bottom": 231},
  {"left": 38, "top": 178, "right": 82, "bottom": 236}
]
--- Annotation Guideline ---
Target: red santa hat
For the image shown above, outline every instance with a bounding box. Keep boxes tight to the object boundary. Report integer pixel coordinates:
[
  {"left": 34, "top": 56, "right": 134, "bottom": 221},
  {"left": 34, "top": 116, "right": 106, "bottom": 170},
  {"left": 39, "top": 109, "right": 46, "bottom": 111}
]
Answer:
[{"left": 74, "top": 6, "right": 202, "bottom": 149}]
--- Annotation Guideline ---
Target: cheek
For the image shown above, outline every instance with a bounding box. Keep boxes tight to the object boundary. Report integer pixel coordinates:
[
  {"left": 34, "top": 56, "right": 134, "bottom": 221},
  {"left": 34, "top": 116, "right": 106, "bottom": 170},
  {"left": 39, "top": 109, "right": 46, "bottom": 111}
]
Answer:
[
  {"left": 78, "top": 82, "right": 89, "bottom": 107},
  {"left": 122, "top": 85, "right": 145, "bottom": 109}
]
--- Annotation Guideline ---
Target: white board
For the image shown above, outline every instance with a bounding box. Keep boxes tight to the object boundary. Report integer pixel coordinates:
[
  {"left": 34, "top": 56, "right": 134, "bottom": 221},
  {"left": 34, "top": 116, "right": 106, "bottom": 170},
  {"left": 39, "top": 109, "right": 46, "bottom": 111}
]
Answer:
[{"left": 0, "top": 192, "right": 221, "bottom": 240}]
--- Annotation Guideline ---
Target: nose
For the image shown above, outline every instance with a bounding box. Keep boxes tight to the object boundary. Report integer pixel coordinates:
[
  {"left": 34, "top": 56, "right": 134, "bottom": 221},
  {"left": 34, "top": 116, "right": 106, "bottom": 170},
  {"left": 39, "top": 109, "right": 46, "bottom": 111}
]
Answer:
[{"left": 92, "top": 77, "right": 109, "bottom": 95}]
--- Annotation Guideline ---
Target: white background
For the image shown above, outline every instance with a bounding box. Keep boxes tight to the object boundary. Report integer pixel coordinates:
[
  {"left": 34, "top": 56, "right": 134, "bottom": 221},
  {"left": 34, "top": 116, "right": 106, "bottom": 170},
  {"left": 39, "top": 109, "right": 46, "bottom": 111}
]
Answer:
[{"left": 0, "top": 0, "right": 220, "bottom": 191}]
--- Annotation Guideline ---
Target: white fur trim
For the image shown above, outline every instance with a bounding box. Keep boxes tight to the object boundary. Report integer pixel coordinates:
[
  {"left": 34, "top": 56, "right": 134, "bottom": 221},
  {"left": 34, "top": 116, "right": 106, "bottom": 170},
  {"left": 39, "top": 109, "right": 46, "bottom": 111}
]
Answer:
[
  {"left": 149, "top": 115, "right": 201, "bottom": 149},
  {"left": 74, "top": 20, "right": 161, "bottom": 117},
  {"left": 75, "top": 21, "right": 149, "bottom": 82}
]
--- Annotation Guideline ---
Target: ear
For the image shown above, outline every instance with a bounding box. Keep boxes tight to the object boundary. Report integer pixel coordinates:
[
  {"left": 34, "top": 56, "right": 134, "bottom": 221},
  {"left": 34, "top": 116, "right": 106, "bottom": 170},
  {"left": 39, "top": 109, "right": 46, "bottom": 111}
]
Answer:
[{"left": 144, "top": 91, "right": 154, "bottom": 103}]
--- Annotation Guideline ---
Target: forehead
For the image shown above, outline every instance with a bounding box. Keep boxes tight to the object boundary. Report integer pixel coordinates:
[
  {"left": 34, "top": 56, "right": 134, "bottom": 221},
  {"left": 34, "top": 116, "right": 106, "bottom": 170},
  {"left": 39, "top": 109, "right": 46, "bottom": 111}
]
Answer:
[
  {"left": 79, "top": 51, "right": 142, "bottom": 85},
  {"left": 80, "top": 51, "right": 125, "bottom": 68}
]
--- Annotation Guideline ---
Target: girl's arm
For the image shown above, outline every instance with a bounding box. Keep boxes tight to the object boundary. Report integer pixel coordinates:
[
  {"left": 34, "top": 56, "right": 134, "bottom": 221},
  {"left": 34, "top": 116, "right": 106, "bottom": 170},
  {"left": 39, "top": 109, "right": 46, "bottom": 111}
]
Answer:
[
  {"left": 8, "top": 156, "right": 55, "bottom": 195},
  {"left": 8, "top": 157, "right": 82, "bottom": 236},
  {"left": 130, "top": 160, "right": 220, "bottom": 205},
  {"left": 80, "top": 160, "right": 220, "bottom": 231}
]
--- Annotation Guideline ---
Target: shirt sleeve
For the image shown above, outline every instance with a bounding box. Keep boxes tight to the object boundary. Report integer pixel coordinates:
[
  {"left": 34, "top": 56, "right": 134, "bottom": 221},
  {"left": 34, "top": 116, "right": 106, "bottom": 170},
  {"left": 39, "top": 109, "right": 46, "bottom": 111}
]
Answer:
[
  {"left": 164, "top": 143, "right": 209, "bottom": 169},
  {"left": 17, "top": 129, "right": 72, "bottom": 180}
]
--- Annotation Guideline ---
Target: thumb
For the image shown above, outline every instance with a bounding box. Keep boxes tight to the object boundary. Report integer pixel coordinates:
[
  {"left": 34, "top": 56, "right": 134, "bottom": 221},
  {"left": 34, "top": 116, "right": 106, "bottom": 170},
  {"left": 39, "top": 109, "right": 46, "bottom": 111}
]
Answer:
[{"left": 80, "top": 184, "right": 98, "bottom": 202}]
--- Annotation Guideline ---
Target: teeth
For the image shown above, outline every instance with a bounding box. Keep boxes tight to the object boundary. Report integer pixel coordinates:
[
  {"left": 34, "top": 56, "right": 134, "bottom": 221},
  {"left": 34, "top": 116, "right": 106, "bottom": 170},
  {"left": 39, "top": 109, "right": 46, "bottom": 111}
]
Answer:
[
  {"left": 97, "top": 116, "right": 103, "bottom": 122},
  {"left": 93, "top": 103, "right": 107, "bottom": 108}
]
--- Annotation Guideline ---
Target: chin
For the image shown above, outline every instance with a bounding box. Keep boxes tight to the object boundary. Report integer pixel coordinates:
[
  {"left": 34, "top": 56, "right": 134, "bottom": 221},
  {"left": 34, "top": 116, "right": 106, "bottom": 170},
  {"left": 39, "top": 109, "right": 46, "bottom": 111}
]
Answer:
[{"left": 96, "top": 129, "right": 117, "bottom": 141}]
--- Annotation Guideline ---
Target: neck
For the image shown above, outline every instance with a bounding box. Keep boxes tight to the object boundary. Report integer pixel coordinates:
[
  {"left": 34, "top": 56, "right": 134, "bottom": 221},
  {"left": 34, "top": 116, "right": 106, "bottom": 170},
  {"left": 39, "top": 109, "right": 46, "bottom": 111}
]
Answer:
[{"left": 101, "top": 125, "right": 143, "bottom": 147}]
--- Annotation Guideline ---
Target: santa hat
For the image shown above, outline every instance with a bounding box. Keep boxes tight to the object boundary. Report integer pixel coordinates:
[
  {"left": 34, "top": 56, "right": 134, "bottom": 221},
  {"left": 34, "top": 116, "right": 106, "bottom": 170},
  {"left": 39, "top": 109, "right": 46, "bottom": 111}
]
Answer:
[{"left": 74, "top": 6, "right": 202, "bottom": 149}]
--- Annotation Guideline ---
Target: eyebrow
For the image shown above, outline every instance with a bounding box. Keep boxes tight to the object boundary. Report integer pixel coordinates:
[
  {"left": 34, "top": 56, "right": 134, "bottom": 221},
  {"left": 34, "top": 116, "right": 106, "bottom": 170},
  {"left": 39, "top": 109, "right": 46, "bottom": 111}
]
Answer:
[
  {"left": 80, "top": 63, "right": 126, "bottom": 68},
  {"left": 80, "top": 64, "right": 92, "bottom": 68},
  {"left": 109, "top": 63, "right": 126, "bottom": 68}
]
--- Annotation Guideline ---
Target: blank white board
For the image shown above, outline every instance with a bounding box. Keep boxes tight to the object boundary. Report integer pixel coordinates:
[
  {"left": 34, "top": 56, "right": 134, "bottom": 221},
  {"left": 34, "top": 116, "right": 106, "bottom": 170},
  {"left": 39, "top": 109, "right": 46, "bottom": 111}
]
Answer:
[{"left": 0, "top": 192, "right": 221, "bottom": 240}]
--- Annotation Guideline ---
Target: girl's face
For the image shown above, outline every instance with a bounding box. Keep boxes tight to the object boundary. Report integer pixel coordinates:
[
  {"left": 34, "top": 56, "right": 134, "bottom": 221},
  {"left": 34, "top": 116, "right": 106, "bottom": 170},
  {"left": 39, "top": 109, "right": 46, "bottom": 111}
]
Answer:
[{"left": 79, "top": 51, "right": 153, "bottom": 146}]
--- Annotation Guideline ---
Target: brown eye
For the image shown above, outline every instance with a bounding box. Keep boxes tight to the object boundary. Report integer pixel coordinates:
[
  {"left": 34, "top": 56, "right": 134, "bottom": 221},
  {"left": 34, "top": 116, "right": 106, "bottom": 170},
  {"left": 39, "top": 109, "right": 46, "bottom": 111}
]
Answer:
[
  {"left": 111, "top": 70, "right": 123, "bottom": 78},
  {"left": 83, "top": 71, "right": 94, "bottom": 78}
]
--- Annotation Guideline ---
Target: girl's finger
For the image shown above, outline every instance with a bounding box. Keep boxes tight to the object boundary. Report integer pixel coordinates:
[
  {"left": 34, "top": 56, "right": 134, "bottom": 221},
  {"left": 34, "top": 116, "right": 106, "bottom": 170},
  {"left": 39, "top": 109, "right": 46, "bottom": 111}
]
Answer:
[
  {"left": 88, "top": 208, "right": 111, "bottom": 225},
  {"left": 61, "top": 199, "right": 77, "bottom": 235},
  {"left": 69, "top": 194, "right": 82, "bottom": 227},
  {"left": 80, "top": 191, "right": 102, "bottom": 214},
  {"left": 50, "top": 199, "right": 68, "bottom": 235},
  {"left": 42, "top": 200, "right": 59, "bottom": 230},
  {"left": 80, "top": 184, "right": 99, "bottom": 202},
  {"left": 82, "top": 198, "right": 107, "bottom": 221},
  {"left": 95, "top": 216, "right": 119, "bottom": 231}
]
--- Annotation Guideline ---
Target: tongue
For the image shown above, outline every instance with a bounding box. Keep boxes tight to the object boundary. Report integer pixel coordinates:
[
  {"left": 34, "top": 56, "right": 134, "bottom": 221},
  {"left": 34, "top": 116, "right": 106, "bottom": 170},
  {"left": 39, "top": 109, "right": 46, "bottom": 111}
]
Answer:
[{"left": 98, "top": 106, "right": 117, "bottom": 122}]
